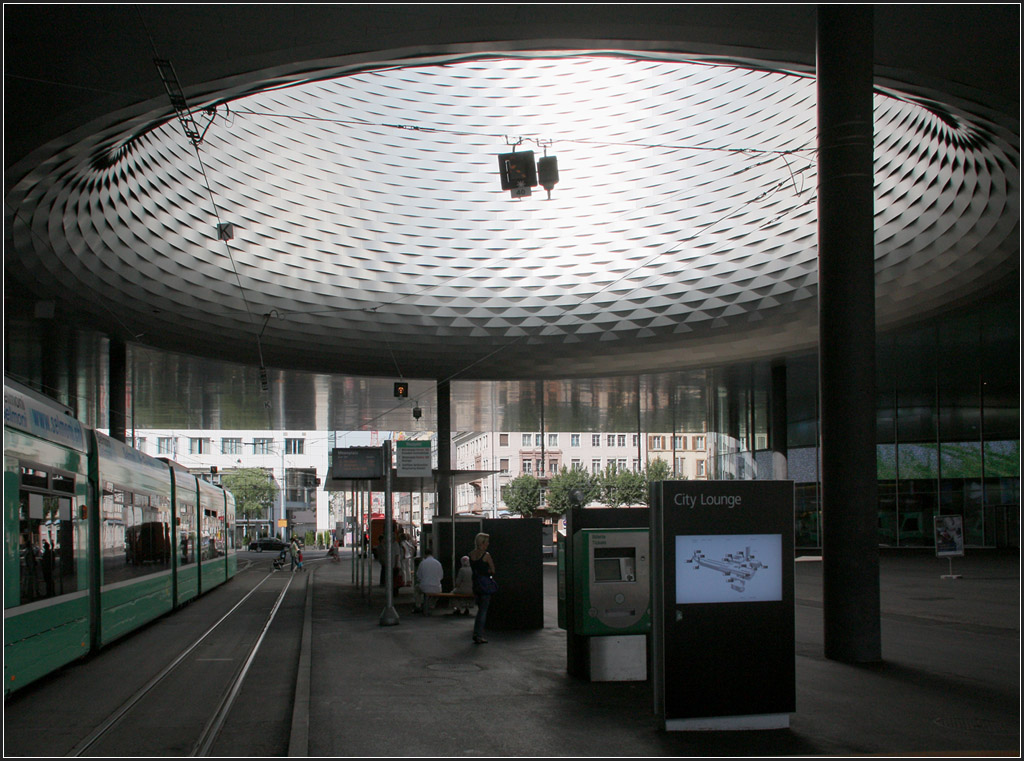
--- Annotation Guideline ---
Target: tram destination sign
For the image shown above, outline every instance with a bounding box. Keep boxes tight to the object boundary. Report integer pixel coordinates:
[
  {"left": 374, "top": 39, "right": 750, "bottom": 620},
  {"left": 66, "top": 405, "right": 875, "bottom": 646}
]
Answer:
[{"left": 331, "top": 447, "right": 385, "bottom": 480}]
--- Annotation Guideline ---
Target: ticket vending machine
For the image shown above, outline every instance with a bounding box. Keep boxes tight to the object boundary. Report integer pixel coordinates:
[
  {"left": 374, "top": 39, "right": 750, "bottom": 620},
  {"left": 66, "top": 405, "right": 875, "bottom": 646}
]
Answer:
[{"left": 572, "top": 528, "right": 651, "bottom": 680}]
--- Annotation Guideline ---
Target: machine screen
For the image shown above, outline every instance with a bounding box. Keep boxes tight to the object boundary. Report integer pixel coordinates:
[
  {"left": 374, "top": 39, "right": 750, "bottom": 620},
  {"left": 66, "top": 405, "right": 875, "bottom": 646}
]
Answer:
[{"left": 593, "top": 558, "right": 622, "bottom": 582}]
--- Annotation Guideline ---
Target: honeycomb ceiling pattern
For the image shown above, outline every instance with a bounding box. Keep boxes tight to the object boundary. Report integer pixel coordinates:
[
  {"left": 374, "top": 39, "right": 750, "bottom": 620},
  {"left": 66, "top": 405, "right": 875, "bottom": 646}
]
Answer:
[{"left": 6, "top": 55, "right": 1019, "bottom": 382}]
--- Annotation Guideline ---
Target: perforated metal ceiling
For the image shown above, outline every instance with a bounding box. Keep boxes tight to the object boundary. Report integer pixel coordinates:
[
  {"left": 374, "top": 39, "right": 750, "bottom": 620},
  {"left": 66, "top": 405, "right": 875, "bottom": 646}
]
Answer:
[{"left": 6, "top": 53, "right": 1018, "bottom": 385}]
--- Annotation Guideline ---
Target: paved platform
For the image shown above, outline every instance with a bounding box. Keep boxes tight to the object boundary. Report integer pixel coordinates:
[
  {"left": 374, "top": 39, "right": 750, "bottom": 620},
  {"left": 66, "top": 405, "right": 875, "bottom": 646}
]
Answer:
[
  {"left": 3, "top": 549, "right": 1018, "bottom": 757},
  {"left": 301, "top": 550, "right": 1019, "bottom": 757}
]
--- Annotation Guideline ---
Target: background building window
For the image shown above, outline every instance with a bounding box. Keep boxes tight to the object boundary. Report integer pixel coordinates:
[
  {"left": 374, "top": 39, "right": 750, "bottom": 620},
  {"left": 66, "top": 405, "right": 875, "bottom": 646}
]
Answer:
[
  {"left": 499, "top": 458, "right": 510, "bottom": 474},
  {"left": 571, "top": 434, "right": 580, "bottom": 447},
  {"left": 157, "top": 437, "right": 175, "bottom": 455},
  {"left": 592, "top": 434, "right": 601, "bottom": 446},
  {"left": 189, "top": 438, "right": 210, "bottom": 455},
  {"left": 500, "top": 434, "right": 509, "bottom": 446},
  {"left": 522, "top": 434, "right": 532, "bottom": 446},
  {"left": 222, "top": 438, "right": 242, "bottom": 455},
  {"left": 285, "top": 438, "right": 305, "bottom": 455},
  {"left": 548, "top": 433, "right": 558, "bottom": 446},
  {"left": 592, "top": 459, "right": 601, "bottom": 472},
  {"left": 252, "top": 438, "right": 273, "bottom": 454}
]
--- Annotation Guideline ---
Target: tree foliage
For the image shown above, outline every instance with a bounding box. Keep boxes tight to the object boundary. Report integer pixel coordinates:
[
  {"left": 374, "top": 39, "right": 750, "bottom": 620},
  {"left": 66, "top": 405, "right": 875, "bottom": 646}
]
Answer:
[
  {"left": 502, "top": 473, "right": 541, "bottom": 517},
  {"left": 544, "top": 464, "right": 600, "bottom": 515},
  {"left": 647, "top": 457, "right": 672, "bottom": 482},
  {"left": 221, "top": 468, "right": 278, "bottom": 520}
]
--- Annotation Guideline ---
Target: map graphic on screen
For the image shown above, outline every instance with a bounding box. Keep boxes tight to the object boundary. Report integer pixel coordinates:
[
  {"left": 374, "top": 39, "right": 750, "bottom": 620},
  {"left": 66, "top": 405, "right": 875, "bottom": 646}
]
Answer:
[{"left": 676, "top": 534, "right": 783, "bottom": 604}]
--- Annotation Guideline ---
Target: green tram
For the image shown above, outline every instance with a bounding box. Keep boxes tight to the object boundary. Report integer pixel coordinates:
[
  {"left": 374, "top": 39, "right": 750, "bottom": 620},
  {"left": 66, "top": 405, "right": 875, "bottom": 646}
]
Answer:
[{"left": 4, "top": 379, "right": 236, "bottom": 696}]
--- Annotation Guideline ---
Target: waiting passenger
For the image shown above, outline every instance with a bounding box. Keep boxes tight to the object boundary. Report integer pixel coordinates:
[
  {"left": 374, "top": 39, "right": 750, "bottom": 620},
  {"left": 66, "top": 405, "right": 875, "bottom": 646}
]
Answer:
[
  {"left": 414, "top": 549, "right": 443, "bottom": 614},
  {"left": 451, "top": 555, "right": 474, "bottom": 616}
]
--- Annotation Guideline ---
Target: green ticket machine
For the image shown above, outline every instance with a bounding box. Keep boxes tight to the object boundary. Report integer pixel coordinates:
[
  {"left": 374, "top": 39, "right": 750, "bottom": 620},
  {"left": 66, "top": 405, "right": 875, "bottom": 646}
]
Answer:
[
  {"left": 561, "top": 526, "right": 651, "bottom": 680},
  {"left": 573, "top": 528, "right": 651, "bottom": 635}
]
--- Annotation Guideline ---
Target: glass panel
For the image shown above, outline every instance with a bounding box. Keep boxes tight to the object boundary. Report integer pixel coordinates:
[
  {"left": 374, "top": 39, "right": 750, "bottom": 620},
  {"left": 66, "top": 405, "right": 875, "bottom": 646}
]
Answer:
[
  {"left": 18, "top": 488, "right": 78, "bottom": 604},
  {"left": 101, "top": 484, "right": 172, "bottom": 585}
]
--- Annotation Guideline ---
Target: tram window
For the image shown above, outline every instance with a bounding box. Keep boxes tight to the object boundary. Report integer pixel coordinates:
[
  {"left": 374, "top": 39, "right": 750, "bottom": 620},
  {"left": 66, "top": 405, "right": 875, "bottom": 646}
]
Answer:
[
  {"left": 21, "top": 467, "right": 48, "bottom": 490},
  {"left": 100, "top": 484, "right": 172, "bottom": 585},
  {"left": 51, "top": 473, "right": 75, "bottom": 493},
  {"left": 18, "top": 487, "right": 77, "bottom": 605},
  {"left": 178, "top": 502, "right": 197, "bottom": 566}
]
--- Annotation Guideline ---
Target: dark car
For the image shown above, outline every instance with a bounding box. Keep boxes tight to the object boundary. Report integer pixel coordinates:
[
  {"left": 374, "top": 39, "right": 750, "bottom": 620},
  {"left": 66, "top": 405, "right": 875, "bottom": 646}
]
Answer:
[{"left": 249, "top": 537, "right": 288, "bottom": 552}]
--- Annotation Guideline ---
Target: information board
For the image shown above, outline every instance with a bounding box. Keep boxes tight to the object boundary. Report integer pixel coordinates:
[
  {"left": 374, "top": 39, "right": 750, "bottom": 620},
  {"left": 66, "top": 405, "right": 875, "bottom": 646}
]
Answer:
[
  {"left": 396, "top": 440, "right": 432, "bottom": 477},
  {"left": 933, "top": 515, "right": 964, "bottom": 558},
  {"left": 651, "top": 480, "right": 795, "bottom": 731},
  {"left": 331, "top": 447, "right": 384, "bottom": 480}
]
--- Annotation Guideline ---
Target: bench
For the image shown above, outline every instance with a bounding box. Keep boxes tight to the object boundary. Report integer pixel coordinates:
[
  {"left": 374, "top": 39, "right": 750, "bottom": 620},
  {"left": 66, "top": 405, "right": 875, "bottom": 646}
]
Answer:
[{"left": 422, "top": 591, "right": 475, "bottom": 616}]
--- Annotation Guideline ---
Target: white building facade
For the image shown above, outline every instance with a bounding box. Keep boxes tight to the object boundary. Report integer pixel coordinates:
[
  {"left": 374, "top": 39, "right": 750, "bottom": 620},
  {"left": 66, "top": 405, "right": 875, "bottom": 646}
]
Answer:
[
  {"left": 129, "top": 428, "right": 710, "bottom": 532},
  {"left": 454, "top": 430, "right": 710, "bottom": 516}
]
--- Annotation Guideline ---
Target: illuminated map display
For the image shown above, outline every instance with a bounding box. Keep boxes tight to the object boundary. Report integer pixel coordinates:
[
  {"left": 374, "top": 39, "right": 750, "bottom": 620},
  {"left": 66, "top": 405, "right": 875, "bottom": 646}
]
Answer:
[{"left": 675, "top": 534, "right": 783, "bottom": 604}]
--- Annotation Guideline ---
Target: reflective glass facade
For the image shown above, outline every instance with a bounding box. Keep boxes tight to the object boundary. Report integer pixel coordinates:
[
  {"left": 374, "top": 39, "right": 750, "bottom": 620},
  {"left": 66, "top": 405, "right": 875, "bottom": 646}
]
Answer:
[{"left": 711, "top": 289, "right": 1019, "bottom": 549}]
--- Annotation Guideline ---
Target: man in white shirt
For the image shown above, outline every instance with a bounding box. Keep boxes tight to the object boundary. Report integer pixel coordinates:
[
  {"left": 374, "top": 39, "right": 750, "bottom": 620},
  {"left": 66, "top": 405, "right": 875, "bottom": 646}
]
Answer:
[{"left": 414, "top": 549, "right": 444, "bottom": 614}]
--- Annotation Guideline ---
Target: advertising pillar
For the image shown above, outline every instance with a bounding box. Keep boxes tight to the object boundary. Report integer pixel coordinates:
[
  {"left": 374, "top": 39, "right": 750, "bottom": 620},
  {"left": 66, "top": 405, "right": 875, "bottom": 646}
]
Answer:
[{"left": 651, "top": 480, "right": 795, "bottom": 730}]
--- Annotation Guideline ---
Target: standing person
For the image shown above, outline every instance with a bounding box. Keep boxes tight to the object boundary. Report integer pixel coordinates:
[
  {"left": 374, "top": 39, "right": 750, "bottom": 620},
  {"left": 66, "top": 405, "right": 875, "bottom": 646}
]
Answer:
[
  {"left": 41, "top": 540, "right": 55, "bottom": 597},
  {"left": 399, "top": 529, "right": 416, "bottom": 587},
  {"left": 469, "top": 533, "right": 496, "bottom": 644}
]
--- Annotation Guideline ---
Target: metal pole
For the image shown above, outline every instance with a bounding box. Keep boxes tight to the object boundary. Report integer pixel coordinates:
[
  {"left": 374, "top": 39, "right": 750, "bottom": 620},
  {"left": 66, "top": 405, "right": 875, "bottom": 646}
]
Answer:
[{"left": 380, "top": 440, "right": 399, "bottom": 625}]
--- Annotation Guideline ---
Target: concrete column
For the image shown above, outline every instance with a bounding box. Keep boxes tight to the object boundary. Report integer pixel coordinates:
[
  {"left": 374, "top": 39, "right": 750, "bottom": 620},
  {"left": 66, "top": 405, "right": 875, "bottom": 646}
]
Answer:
[
  {"left": 436, "top": 378, "right": 452, "bottom": 517},
  {"left": 817, "top": 5, "right": 881, "bottom": 663},
  {"left": 108, "top": 337, "right": 127, "bottom": 442}
]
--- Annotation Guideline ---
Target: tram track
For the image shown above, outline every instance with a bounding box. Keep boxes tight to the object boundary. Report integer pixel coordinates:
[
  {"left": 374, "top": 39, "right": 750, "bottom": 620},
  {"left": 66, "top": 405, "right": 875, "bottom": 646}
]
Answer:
[{"left": 65, "top": 563, "right": 306, "bottom": 757}]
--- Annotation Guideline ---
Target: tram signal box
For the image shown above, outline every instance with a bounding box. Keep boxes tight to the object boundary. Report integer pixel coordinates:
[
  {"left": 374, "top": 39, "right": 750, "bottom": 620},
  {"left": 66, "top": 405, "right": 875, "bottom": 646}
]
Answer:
[
  {"left": 498, "top": 150, "right": 537, "bottom": 198},
  {"left": 394, "top": 381, "right": 409, "bottom": 398}
]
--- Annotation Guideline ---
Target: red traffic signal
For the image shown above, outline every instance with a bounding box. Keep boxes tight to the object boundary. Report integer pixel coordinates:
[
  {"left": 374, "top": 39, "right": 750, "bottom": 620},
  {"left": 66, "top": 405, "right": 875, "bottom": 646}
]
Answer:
[{"left": 394, "top": 381, "right": 409, "bottom": 398}]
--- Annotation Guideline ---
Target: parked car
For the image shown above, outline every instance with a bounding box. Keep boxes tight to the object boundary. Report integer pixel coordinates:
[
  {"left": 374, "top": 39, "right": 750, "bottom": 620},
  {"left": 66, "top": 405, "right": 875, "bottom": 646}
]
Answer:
[{"left": 248, "top": 537, "right": 289, "bottom": 552}]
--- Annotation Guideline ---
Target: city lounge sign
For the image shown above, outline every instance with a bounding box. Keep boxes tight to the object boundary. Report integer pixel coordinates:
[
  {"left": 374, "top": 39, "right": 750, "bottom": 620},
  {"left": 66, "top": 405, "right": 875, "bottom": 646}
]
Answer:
[{"left": 674, "top": 492, "right": 743, "bottom": 509}]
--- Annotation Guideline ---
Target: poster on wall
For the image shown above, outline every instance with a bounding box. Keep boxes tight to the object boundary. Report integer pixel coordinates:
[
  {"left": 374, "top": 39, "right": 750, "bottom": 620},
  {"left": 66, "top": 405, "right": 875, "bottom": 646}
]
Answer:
[{"left": 933, "top": 515, "right": 965, "bottom": 558}]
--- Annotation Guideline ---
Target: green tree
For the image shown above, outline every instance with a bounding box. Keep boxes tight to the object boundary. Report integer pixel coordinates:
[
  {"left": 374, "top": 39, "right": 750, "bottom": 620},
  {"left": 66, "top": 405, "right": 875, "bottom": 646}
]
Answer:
[
  {"left": 646, "top": 457, "right": 671, "bottom": 482},
  {"left": 502, "top": 473, "right": 541, "bottom": 517},
  {"left": 598, "top": 463, "right": 626, "bottom": 508},
  {"left": 221, "top": 468, "right": 278, "bottom": 526},
  {"left": 544, "top": 464, "right": 599, "bottom": 515},
  {"left": 598, "top": 463, "right": 650, "bottom": 508},
  {"left": 618, "top": 468, "right": 648, "bottom": 507}
]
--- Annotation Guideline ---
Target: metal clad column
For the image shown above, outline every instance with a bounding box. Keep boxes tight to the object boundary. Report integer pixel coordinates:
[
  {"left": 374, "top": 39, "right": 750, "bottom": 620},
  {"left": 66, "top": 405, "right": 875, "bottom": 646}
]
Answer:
[
  {"left": 437, "top": 378, "right": 452, "bottom": 518},
  {"left": 817, "top": 5, "right": 881, "bottom": 663},
  {"left": 771, "top": 360, "right": 789, "bottom": 479},
  {"left": 108, "top": 337, "right": 127, "bottom": 442}
]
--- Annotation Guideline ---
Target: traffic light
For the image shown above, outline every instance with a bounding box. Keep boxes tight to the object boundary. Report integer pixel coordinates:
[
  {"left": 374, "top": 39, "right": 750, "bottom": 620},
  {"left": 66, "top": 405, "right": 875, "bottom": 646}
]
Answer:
[{"left": 394, "top": 381, "right": 409, "bottom": 398}]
